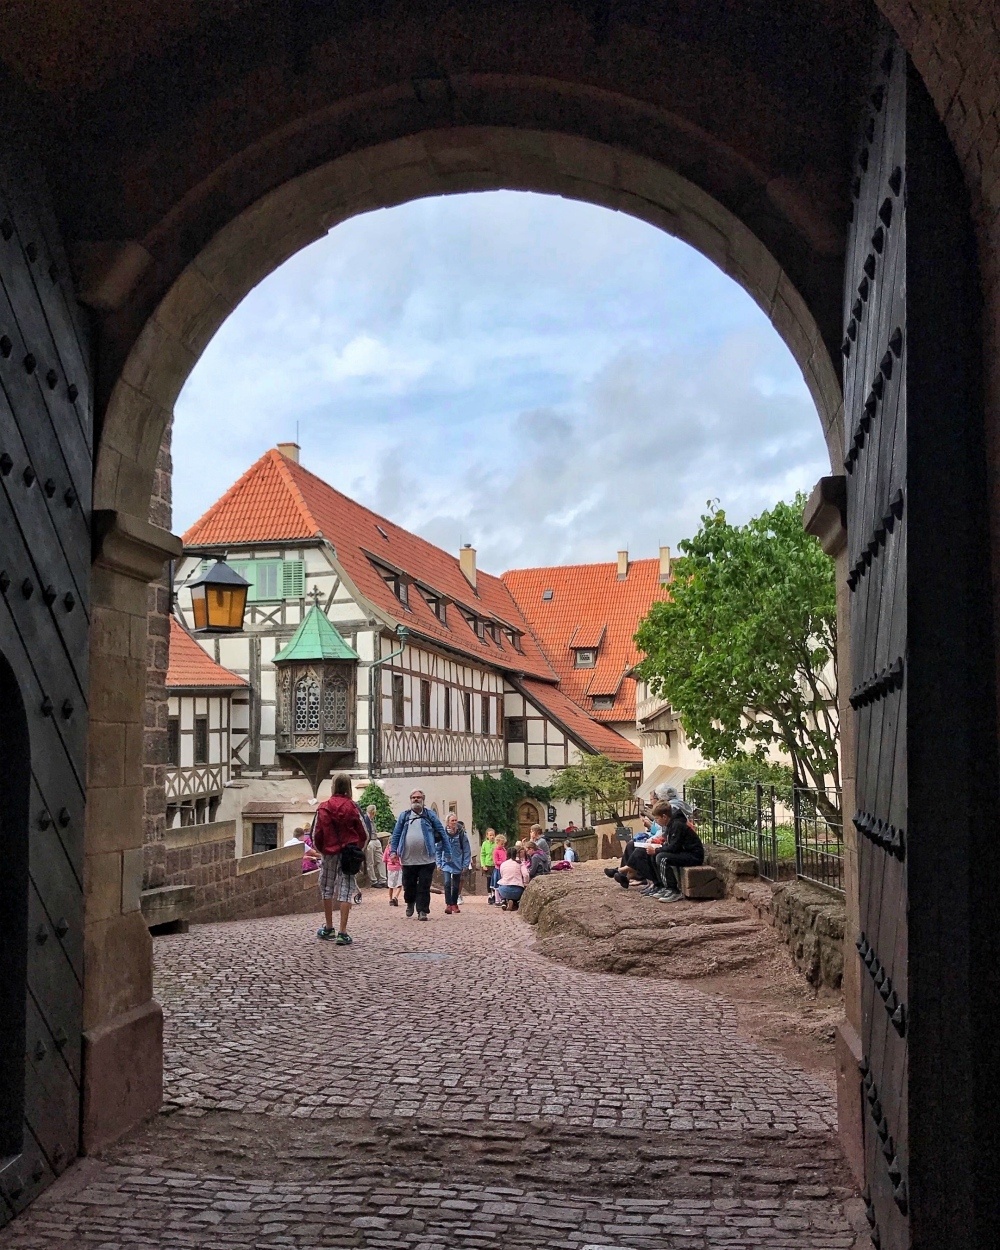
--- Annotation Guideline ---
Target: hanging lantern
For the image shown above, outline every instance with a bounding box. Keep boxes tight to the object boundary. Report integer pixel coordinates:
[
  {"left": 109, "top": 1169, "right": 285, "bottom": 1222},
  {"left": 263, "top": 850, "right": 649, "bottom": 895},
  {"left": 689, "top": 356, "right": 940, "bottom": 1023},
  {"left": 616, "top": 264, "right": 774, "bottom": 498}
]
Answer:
[{"left": 188, "top": 557, "right": 250, "bottom": 634}]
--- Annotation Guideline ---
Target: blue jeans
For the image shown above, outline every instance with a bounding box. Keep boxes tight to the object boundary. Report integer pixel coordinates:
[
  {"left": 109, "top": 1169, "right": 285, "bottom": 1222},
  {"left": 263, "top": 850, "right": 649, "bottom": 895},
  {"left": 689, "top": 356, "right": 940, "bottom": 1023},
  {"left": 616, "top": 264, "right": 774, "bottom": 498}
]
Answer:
[
  {"left": 444, "top": 871, "right": 463, "bottom": 906},
  {"left": 497, "top": 884, "right": 524, "bottom": 903}
]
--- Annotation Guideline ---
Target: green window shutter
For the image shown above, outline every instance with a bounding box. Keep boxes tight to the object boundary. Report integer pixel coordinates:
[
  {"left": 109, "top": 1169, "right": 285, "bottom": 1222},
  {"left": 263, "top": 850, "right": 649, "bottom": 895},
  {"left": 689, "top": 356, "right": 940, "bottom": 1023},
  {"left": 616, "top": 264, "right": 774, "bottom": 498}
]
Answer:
[
  {"left": 282, "top": 560, "right": 305, "bottom": 598},
  {"left": 229, "top": 561, "right": 257, "bottom": 601}
]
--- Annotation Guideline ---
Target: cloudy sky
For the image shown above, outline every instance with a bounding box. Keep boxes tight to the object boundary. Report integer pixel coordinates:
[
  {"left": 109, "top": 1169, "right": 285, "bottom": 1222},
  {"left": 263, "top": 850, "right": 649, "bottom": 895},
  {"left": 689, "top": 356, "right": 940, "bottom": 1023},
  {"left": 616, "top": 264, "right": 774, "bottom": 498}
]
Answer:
[{"left": 174, "top": 191, "right": 829, "bottom": 574}]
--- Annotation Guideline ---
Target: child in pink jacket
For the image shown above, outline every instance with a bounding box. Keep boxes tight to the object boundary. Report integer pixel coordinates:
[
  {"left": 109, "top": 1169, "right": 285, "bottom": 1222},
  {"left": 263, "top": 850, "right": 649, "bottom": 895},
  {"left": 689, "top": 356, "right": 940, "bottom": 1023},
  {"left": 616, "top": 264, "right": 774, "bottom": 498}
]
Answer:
[{"left": 383, "top": 844, "right": 403, "bottom": 908}]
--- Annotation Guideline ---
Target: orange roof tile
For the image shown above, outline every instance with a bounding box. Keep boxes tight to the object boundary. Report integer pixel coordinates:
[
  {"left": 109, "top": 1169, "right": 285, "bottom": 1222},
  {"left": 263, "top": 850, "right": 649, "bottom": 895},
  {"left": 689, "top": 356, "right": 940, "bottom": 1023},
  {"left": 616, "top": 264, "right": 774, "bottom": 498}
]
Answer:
[
  {"left": 503, "top": 558, "right": 670, "bottom": 723},
  {"left": 516, "top": 678, "right": 642, "bottom": 763},
  {"left": 167, "top": 617, "right": 247, "bottom": 689},
  {"left": 183, "top": 450, "right": 558, "bottom": 681}
]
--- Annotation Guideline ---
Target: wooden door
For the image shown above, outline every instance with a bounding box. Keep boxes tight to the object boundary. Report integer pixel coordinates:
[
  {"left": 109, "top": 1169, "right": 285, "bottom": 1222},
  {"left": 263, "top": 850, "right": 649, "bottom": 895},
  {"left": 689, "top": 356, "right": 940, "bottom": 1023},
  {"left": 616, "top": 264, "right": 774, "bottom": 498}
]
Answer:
[
  {"left": 845, "top": 33, "right": 999, "bottom": 1250},
  {"left": 0, "top": 143, "right": 91, "bottom": 1225},
  {"left": 517, "top": 800, "right": 540, "bottom": 840}
]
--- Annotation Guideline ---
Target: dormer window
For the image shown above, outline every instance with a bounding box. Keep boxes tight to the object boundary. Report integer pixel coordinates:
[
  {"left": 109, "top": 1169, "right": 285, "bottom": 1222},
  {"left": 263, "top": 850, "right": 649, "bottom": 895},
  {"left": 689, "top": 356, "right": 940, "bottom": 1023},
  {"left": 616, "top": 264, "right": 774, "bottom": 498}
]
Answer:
[
  {"left": 503, "top": 627, "right": 524, "bottom": 654},
  {"left": 419, "top": 586, "right": 448, "bottom": 624},
  {"left": 542, "top": 589, "right": 553, "bottom": 601},
  {"left": 592, "top": 695, "right": 615, "bottom": 709},
  {"left": 369, "top": 558, "right": 410, "bottom": 609},
  {"left": 485, "top": 621, "right": 501, "bottom": 645},
  {"left": 574, "top": 648, "right": 597, "bottom": 668}
]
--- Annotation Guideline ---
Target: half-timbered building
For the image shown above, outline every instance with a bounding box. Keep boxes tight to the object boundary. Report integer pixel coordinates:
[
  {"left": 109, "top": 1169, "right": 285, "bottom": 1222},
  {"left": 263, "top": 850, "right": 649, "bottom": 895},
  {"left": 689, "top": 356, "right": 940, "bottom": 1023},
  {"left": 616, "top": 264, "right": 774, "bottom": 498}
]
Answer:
[
  {"left": 175, "top": 443, "right": 641, "bottom": 832},
  {"left": 165, "top": 617, "right": 247, "bottom": 828}
]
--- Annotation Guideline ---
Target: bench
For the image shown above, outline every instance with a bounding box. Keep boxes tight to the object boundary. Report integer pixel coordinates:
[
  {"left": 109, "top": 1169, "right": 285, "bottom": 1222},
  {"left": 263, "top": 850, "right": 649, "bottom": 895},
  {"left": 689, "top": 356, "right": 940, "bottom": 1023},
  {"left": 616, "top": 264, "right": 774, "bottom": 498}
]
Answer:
[{"left": 678, "top": 865, "right": 725, "bottom": 900}]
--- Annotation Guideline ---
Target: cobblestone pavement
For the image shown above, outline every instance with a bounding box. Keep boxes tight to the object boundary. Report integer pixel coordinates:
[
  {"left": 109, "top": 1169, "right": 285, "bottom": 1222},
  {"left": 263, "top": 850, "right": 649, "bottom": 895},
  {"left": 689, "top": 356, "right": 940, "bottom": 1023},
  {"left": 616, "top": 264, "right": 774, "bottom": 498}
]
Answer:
[{"left": 0, "top": 890, "right": 868, "bottom": 1248}]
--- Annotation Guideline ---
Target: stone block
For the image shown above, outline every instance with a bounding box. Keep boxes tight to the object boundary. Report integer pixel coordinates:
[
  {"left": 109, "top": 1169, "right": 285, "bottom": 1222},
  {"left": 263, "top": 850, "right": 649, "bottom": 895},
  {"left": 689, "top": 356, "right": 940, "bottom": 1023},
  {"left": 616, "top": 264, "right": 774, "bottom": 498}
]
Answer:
[
  {"left": 678, "top": 865, "right": 725, "bottom": 899},
  {"left": 141, "top": 884, "right": 195, "bottom": 928},
  {"left": 83, "top": 911, "right": 154, "bottom": 1028},
  {"left": 82, "top": 999, "right": 163, "bottom": 1154}
]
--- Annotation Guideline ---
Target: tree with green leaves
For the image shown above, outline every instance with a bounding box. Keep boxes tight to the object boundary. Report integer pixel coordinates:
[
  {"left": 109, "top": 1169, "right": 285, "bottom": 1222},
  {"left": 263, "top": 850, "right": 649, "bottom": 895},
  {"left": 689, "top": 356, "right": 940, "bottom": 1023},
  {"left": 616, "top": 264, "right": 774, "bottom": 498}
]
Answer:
[
  {"left": 550, "top": 754, "right": 634, "bottom": 824},
  {"left": 634, "top": 497, "right": 839, "bottom": 815},
  {"left": 357, "top": 781, "right": 396, "bottom": 832}
]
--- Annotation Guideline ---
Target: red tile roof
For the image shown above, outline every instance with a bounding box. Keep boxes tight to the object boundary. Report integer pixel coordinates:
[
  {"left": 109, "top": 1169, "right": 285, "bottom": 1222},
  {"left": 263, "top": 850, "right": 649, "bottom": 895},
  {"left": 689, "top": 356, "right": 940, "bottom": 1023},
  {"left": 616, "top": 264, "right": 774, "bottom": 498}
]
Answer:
[
  {"left": 167, "top": 617, "right": 247, "bottom": 689},
  {"left": 182, "top": 450, "right": 558, "bottom": 681},
  {"left": 516, "top": 678, "right": 642, "bottom": 763},
  {"left": 502, "top": 558, "right": 670, "bottom": 723}
]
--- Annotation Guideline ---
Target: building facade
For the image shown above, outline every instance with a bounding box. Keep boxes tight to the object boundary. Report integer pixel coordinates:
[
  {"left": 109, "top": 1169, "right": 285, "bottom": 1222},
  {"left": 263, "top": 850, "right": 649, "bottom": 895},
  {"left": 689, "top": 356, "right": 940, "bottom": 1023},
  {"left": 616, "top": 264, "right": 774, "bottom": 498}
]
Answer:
[
  {"left": 164, "top": 618, "right": 247, "bottom": 828},
  {"left": 175, "top": 444, "right": 642, "bottom": 837}
]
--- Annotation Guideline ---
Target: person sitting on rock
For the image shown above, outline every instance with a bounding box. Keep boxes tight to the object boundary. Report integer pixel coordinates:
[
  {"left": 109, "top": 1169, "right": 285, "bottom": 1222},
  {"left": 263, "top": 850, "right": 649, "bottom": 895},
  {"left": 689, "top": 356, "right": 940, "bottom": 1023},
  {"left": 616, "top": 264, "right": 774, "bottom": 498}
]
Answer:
[
  {"left": 525, "top": 838, "right": 551, "bottom": 881},
  {"left": 606, "top": 801, "right": 672, "bottom": 884},
  {"left": 649, "top": 806, "right": 705, "bottom": 902}
]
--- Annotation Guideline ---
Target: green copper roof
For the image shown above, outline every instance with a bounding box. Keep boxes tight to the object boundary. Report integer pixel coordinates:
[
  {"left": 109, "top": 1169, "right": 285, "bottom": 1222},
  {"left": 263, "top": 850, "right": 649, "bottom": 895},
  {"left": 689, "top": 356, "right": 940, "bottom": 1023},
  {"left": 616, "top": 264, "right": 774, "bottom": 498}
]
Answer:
[{"left": 273, "top": 604, "right": 359, "bottom": 664}]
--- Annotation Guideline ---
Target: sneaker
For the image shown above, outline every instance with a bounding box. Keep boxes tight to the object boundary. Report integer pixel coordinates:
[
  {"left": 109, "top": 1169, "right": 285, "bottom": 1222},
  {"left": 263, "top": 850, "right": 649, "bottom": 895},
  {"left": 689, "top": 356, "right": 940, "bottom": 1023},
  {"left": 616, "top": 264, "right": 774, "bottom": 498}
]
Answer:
[
  {"left": 335, "top": 931, "right": 353, "bottom": 945},
  {"left": 405, "top": 905, "right": 415, "bottom": 917},
  {"left": 656, "top": 890, "right": 683, "bottom": 903},
  {"left": 458, "top": 895, "right": 464, "bottom": 905},
  {"left": 418, "top": 912, "right": 429, "bottom": 922},
  {"left": 614, "top": 872, "right": 630, "bottom": 890},
  {"left": 487, "top": 895, "right": 495, "bottom": 905},
  {"left": 639, "top": 885, "right": 657, "bottom": 896},
  {"left": 604, "top": 867, "right": 618, "bottom": 879},
  {"left": 316, "top": 926, "right": 336, "bottom": 941},
  {"left": 390, "top": 897, "right": 399, "bottom": 907}
]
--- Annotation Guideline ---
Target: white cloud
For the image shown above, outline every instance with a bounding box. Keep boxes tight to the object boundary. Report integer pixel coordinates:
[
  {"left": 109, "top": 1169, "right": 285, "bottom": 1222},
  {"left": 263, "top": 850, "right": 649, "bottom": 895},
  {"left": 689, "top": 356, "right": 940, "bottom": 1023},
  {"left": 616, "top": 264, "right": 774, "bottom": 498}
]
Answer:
[{"left": 174, "top": 191, "right": 829, "bottom": 566}]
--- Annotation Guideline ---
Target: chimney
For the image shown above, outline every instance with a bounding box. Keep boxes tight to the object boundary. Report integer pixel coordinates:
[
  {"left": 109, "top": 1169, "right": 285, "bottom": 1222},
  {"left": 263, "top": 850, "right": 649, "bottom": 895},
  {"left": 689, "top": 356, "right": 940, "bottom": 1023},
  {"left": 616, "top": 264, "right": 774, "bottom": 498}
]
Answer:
[
  {"left": 616, "top": 549, "right": 629, "bottom": 580},
  {"left": 460, "top": 543, "right": 477, "bottom": 590},
  {"left": 659, "top": 545, "right": 672, "bottom": 583},
  {"left": 277, "top": 441, "right": 300, "bottom": 464}
]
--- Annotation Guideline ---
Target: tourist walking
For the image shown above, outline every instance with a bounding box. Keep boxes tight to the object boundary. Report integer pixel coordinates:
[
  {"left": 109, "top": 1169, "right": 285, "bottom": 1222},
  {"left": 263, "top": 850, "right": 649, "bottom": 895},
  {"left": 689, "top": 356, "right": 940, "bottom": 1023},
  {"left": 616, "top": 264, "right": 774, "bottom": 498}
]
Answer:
[
  {"left": 480, "top": 828, "right": 497, "bottom": 903},
  {"left": 389, "top": 789, "right": 446, "bottom": 921},
  {"left": 438, "top": 813, "right": 472, "bottom": 914},
  {"left": 313, "top": 774, "right": 368, "bottom": 944},
  {"left": 362, "top": 803, "right": 387, "bottom": 887},
  {"left": 383, "top": 843, "right": 403, "bottom": 907}
]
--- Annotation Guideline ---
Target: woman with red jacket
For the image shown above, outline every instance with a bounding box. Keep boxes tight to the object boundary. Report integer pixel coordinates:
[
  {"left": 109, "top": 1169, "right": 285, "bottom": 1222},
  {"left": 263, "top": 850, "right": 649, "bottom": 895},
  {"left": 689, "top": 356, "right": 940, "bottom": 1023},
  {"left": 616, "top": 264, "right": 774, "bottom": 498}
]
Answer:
[{"left": 313, "top": 773, "right": 368, "bottom": 944}]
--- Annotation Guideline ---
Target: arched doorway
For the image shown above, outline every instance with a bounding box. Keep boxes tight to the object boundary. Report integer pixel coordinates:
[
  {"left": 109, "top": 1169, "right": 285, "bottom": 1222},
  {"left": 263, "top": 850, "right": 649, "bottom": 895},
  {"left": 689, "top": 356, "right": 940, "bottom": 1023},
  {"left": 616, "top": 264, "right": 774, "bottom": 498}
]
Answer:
[
  {"left": 515, "top": 799, "right": 544, "bottom": 842},
  {"left": 0, "top": 6, "right": 995, "bottom": 1246}
]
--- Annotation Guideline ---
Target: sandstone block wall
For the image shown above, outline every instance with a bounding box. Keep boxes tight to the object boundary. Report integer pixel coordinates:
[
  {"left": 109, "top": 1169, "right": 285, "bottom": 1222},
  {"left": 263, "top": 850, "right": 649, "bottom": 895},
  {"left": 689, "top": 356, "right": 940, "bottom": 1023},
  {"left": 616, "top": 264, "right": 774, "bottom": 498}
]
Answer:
[
  {"left": 160, "top": 823, "right": 321, "bottom": 924},
  {"left": 143, "top": 416, "right": 173, "bottom": 892}
]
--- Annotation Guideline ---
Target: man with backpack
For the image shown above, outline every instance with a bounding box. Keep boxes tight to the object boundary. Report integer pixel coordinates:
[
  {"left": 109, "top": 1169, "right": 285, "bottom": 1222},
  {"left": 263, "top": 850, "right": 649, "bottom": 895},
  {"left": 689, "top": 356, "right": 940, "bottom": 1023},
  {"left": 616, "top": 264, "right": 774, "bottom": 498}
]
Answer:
[
  {"left": 313, "top": 773, "right": 369, "bottom": 944},
  {"left": 390, "top": 790, "right": 447, "bottom": 921}
]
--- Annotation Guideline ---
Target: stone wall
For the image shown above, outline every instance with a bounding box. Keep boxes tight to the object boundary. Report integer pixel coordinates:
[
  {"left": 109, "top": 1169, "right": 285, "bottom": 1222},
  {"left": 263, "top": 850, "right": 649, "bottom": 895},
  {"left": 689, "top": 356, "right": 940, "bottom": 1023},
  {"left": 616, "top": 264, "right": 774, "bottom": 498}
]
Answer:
[
  {"left": 143, "top": 416, "right": 173, "bottom": 892},
  {"left": 154, "top": 822, "right": 321, "bottom": 925},
  {"left": 704, "top": 843, "right": 845, "bottom": 992}
]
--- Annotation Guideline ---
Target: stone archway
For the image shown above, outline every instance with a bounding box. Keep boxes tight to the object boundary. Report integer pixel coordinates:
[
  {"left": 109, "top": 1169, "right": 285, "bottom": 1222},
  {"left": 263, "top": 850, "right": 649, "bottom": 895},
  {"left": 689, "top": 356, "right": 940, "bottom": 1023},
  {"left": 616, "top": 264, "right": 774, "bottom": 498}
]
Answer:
[{"left": 0, "top": 4, "right": 995, "bottom": 1245}]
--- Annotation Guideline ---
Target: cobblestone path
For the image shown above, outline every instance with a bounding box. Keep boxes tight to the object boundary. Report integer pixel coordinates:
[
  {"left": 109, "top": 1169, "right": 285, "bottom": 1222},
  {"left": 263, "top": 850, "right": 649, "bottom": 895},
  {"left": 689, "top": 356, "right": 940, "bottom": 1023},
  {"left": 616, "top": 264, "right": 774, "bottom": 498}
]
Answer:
[{"left": 0, "top": 892, "right": 867, "bottom": 1248}]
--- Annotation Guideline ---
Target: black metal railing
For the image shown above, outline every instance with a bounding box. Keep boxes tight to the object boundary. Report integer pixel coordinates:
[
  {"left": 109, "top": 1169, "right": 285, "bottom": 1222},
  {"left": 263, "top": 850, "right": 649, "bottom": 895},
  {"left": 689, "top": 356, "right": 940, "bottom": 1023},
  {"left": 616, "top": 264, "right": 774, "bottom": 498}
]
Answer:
[
  {"left": 682, "top": 776, "right": 844, "bottom": 894},
  {"left": 793, "top": 786, "right": 844, "bottom": 894}
]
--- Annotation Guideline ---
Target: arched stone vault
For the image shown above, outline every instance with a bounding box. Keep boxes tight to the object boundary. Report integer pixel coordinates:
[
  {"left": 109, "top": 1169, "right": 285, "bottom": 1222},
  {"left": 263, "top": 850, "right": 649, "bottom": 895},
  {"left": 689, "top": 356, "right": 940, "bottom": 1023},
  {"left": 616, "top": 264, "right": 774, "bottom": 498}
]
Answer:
[
  {"left": 1, "top": 0, "right": 996, "bottom": 1190},
  {"left": 95, "top": 124, "right": 845, "bottom": 527}
]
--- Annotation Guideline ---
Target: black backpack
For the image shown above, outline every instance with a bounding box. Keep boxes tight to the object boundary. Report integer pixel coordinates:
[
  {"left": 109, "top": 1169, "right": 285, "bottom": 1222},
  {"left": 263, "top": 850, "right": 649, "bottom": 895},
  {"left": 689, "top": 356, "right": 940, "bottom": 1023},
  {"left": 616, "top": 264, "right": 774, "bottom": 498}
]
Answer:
[{"left": 339, "top": 842, "right": 365, "bottom": 876}]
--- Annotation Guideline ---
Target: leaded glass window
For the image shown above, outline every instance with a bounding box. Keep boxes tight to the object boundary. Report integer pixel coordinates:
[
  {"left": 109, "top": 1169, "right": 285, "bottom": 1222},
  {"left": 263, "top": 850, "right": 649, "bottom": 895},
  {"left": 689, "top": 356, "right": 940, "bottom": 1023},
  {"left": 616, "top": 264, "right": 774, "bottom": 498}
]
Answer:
[
  {"left": 294, "top": 675, "right": 320, "bottom": 732},
  {"left": 322, "top": 674, "right": 349, "bottom": 733}
]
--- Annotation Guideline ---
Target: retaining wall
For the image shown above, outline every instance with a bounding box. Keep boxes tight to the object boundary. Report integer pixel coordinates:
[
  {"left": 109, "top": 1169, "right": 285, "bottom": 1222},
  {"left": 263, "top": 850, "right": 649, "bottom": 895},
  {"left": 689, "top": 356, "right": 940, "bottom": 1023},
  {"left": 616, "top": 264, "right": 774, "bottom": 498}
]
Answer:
[
  {"left": 704, "top": 843, "right": 845, "bottom": 992},
  {"left": 153, "top": 821, "right": 321, "bottom": 924}
]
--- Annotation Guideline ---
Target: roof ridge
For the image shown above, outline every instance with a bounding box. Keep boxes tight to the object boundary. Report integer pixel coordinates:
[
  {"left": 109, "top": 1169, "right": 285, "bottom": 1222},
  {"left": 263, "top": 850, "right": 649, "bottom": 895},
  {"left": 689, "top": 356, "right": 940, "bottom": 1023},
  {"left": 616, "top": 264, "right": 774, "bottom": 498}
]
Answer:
[
  {"left": 502, "top": 555, "right": 661, "bottom": 578},
  {"left": 281, "top": 455, "right": 538, "bottom": 625}
]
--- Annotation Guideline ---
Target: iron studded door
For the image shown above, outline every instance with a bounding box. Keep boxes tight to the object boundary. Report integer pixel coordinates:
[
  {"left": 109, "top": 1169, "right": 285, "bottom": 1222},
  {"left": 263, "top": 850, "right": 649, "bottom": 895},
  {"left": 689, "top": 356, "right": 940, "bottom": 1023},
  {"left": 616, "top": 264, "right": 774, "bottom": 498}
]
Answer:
[
  {"left": 845, "top": 33, "right": 999, "bottom": 1250},
  {"left": 0, "top": 144, "right": 91, "bottom": 1225}
]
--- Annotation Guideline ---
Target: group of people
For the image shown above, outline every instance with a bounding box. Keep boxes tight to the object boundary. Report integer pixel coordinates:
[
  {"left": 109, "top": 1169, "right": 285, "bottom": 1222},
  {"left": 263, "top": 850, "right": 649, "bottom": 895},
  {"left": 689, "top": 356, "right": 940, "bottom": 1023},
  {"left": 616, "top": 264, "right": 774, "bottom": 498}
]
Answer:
[
  {"left": 604, "top": 785, "right": 704, "bottom": 902},
  {"left": 477, "top": 823, "right": 571, "bottom": 911},
  {"left": 297, "top": 780, "right": 476, "bottom": 943}
]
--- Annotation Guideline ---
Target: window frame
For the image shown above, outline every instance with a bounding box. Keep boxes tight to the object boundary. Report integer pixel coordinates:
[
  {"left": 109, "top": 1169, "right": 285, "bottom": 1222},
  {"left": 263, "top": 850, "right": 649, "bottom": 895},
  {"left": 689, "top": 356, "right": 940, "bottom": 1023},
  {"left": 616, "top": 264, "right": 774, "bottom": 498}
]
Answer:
[
  {"left": 167, "top": 717, "right": 180, "bottom": 767},
  {"left": 480, "top": 693, "right": 490, "bottom": 736},
  {"left": 443, "top": 685, "right": 452, "bottom": 730},
  {"left": 251, "top": 821, "right": 279, "bottom": 854},
  {"left": 505, "top": 715, "right": 527, "bottom": 743},
  {"left": 462, "top": 690, "right": 472, "bottom": 733},
  {"left": 574, "top": 648, "right": 597, "bottom": 668},
  {"left": 420, "top": 678, "right": 431, "bottom": 728},
  {"left": 193, "top": 716, "right": 209, "bottom": 764},
  {"left": 391, "top": 673, "right": 405, "bottom": 728}
]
